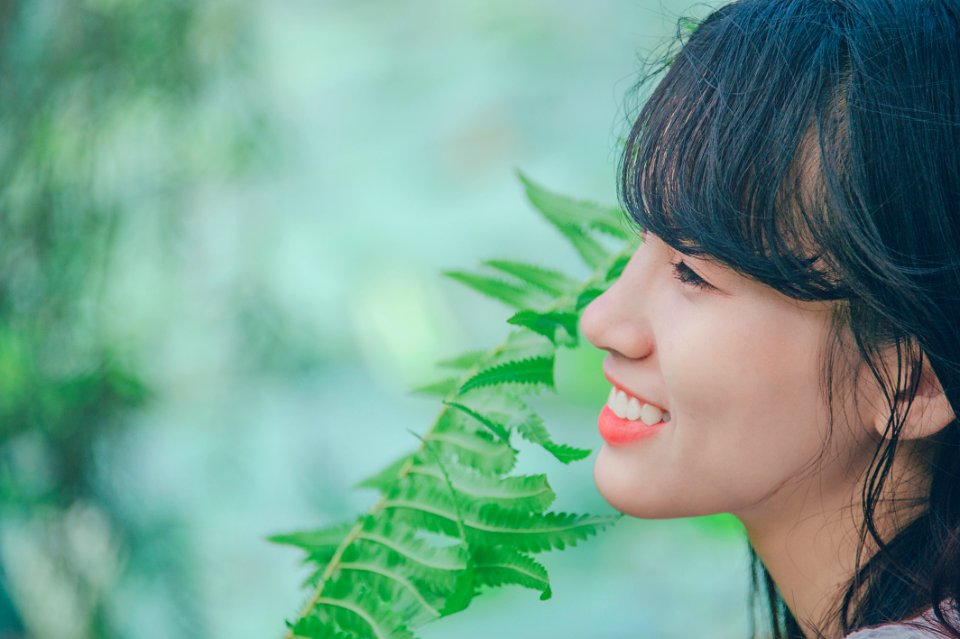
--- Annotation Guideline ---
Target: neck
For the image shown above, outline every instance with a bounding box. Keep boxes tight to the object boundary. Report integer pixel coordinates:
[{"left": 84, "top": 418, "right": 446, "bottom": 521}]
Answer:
[
  {"left": 736, "top": 444, "right": 930, "bottom": 639},
  {"left": 742, "top": 483, "right": 863, "bottom": 639}
]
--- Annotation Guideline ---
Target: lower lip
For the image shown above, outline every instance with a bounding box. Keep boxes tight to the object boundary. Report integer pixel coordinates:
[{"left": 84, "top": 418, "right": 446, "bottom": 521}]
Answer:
[{"left": 597, "top": 405, "right": 668, "bottom": 446}]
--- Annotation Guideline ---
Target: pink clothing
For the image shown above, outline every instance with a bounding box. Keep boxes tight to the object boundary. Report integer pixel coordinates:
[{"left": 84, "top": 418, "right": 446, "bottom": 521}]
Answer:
[{"left": 844, "top": 602, "right": 960, "bottom": 639}]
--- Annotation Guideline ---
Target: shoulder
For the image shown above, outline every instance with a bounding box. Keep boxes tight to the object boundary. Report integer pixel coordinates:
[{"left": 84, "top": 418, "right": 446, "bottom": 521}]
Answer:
[
  {"left": 844, "top": 601, "right": 959, "bottom": 639},
  {"left": 844, "top": 624, "right": 942, "bottom": 639}
]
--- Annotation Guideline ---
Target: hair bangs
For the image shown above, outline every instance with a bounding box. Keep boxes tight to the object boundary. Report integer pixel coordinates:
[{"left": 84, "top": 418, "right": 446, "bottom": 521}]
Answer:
[{"left": 619, "top": 1, "right": 853, "bottom": 302}]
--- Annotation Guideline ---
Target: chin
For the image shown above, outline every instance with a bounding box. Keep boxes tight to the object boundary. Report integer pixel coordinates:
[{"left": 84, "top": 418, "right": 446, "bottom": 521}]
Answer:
[{"left": 593, "top": 444, "right": 711, "bottom": 520}]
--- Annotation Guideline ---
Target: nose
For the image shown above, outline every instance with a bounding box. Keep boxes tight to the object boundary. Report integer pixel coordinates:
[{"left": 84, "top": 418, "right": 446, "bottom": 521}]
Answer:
[{"left": 579, "top": 248, "right": 655, "bottom": 360}]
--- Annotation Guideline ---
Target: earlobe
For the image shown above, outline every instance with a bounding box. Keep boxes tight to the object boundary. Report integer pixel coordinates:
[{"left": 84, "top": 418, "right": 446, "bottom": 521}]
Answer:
[{"left": 872, "top": 354, "right": 956, "bottom": 441}]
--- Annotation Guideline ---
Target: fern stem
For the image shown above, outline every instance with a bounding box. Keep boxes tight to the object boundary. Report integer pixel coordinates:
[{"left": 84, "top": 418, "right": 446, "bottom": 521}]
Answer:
[{"left": 283, "top": 244, "right": 634, "bottom": 638}]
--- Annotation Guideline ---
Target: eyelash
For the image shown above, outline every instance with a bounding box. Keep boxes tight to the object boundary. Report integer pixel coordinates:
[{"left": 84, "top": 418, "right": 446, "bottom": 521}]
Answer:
[{"left": 670, "top": 259, "right": 713, "bottom": 291}]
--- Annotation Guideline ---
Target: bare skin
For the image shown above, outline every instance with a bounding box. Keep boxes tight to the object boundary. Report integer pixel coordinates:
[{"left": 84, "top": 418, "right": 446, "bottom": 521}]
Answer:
[{"left": 579, "top": 231, "right": 952, "bottom": 638}]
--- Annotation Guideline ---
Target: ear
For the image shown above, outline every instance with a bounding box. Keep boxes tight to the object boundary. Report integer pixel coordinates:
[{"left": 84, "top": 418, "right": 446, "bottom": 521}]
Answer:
[{"left": 868, "top": 346, "right": 956, "bottom": 441}]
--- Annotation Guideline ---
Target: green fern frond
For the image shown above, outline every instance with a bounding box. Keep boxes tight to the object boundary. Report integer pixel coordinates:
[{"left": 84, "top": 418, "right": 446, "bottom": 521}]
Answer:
[
  {"left": 340, "top": 548, "right": 460, "bottom": 605},
  {"left": 481, "top": 260, "right": 579, "bottom": 297},
  {"left": 495, "top": 327, "right": 556, "bottom": 361},
  {"left": 438, "top": 389, "right": 589, "bottom": 464},
  {"left": 269, "top": 521, "right": 356, "bottom": 576},
  {"left": 457, "top": 355, "right": 555, "bottom": 395},
  {"left": 314, "top": 492, "right": 474, "bottom": 630},
  {"left": 516, "top": 170, "right": 630, "bottom": 240},
  {"left": 355, "top": 519, "right": 468, "bottom": 574},
  {"left": 441, "top": 270, "right": 549, "bottom": 310},
  {"left": 406, "top": 463, "right": 556, "bottom": 513},
  {"left": 428, "top": 411, "right": 517, "bottom": 475},
  {"left": 306, "top": 575, "right": 419, "bottom": 639},
  {"left": 379, "top": 480, "right": 473, "bottom": 540},
  {"left": 562, "top": 223, "right": 613, "bottom": 270},
  {"left": 437, "top": 561, "right": 477, "bottom": 617},
  {"left": 604, "top": 252, "right": 632, "bottom": 282},
  {"left": 269, "top": 521, "right": 356, "bottom": 553},
  {"left": 513, "top": 404, "right": 592, "bottom": 464},
  {"left": 465, "top": 505, "right": 618, "bottom": 553},
  {"left": 289, "top": 614, "right": 360, "bottom": 639},
  {"left": 436, "top": 390, "right": 591, "bottom": 464},
  {"left": 576, "top": 287, "right": 604, "bottom": 311},
  {"left": 415, "top": 431, "right": 479, "bottom": 616},
  {"left": 425, "top": 430, "right": 517, "bottom": 476},
  {"left": 531, "top": 440, "right": 591, "bottom": 465},
  {"left": 473, "top": 545, "right": 552, "bottom": 600},
  {"left": 409, "top": 377, "right": 461, "bottom": 398},
  {"left": 275, "top": 174, "right": 634, "bottom": 639},
  {"left": 506, "top": 309, "right": 579, "bottom": 347},
  {"left": 335, "top": 559, "right": 444, "bottom": 621},
  {"left": 435, "top": 350, "right": 488, "bottom": 370},
  {"left": 320, "top": 522, "right": 467, "bottom": 625},
  {"left": 355, "top": 454, "right": 413, "bottom": 491},
  {"left": 380, "top": 481, "right": 616, "bottom": 554},
  {"left": 442, "top": 400, "right": 514, "bottom": 445}
]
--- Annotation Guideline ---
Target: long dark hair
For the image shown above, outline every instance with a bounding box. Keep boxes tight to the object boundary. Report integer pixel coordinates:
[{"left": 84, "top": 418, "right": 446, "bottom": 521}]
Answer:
[{"left": 618, "top": 1, "right": 960, "bottom": 637}]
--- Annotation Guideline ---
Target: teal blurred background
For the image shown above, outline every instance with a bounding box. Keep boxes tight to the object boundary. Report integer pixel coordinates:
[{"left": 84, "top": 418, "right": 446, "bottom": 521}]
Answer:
[{"left": 0, "top": 0, "right": 754, "bottom": 637}]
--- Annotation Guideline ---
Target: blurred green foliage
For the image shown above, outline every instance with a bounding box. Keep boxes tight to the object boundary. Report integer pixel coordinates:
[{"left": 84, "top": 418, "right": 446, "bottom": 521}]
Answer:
[{"left": 0, "top": 1, "right": 264, "bottom": 636}]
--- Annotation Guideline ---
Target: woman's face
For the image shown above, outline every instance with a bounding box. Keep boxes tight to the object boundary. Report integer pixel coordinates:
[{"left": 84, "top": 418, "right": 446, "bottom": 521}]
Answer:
[{"left": 580, "top": 231, "right": 880, "bottom": 522}]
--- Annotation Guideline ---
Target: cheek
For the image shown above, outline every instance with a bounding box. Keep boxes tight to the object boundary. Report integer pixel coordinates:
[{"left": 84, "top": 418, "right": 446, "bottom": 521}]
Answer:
[
  {"left": 664, "top": 303, "right": 827, "bottom": 428},
  {"left": 660, "top": 305, "right": 835, "bottom": 501}
]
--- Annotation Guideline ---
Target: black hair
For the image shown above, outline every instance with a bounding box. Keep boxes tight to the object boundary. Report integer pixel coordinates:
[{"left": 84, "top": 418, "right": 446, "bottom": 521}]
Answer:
[{"left": 618, "top": 1, "right": 960, "bottom": 637}]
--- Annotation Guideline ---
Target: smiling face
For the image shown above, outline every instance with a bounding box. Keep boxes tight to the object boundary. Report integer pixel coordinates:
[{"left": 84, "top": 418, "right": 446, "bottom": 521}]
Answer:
[{"left": 580, "top": 231, "right": 882, "bottom": 523}]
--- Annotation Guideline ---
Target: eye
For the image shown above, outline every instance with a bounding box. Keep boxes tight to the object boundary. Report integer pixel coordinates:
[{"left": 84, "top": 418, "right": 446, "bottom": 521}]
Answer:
[{"left": 670, "top": 259, "right": 714, "bottom": 291}]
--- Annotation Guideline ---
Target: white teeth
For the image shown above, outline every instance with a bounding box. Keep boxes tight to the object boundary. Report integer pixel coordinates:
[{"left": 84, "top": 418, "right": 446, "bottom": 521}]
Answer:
[
  {"left": 605, "top": 385, "right": 668, "bottom": 424},
  {"left": 612, "top": 390, "right": 628, "bottom": 419},
  {"left": 639, "top": 404, "right": 663, "bottom": 425}
]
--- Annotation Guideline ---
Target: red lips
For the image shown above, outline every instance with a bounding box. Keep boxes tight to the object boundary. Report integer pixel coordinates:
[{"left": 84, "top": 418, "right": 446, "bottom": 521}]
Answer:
[{"left": 597, "top": 405, "right": 666, "bottom": 446}]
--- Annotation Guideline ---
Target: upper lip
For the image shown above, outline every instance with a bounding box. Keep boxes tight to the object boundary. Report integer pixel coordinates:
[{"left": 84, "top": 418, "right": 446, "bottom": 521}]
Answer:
[{"left": 602, "top": 364, "right": 667, "bottom": 412}]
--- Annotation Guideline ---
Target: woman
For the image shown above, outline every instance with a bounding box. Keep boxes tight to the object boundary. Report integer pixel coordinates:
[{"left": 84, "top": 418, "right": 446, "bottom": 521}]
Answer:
[{"left": 579, "top": 1, "right": 960, "bottom": 638}]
